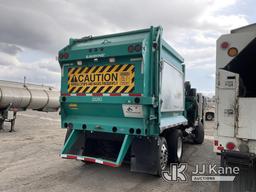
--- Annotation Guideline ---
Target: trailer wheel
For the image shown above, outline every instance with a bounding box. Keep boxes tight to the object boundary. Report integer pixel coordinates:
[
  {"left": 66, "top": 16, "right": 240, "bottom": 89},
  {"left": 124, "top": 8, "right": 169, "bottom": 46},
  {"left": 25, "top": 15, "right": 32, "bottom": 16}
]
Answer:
[
  {"left": 157, "top": 137, "right": 169, "bottom": 175},
  {"left": 205, "top": 112, "right": 214, "bottom": 121},
  {"left": 167, "top": 129, "right": 183, "bottom": 163},
  {"left": 193, "top": 122, "right": 204, "bottom": 144}
]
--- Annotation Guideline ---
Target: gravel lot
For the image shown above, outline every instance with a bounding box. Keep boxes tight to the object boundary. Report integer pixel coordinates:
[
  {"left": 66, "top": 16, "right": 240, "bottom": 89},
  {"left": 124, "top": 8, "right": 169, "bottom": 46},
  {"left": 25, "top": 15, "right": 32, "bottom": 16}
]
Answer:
[{"left": 0, "top": 110, "right": 219, "bottom": 192}]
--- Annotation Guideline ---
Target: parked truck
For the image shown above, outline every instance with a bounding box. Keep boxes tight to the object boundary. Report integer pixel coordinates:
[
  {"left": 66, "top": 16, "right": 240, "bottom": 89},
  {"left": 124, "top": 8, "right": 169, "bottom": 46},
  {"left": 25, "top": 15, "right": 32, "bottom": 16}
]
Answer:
[
  {"left": 205, "top": 97, "right": 215, "bottom": 121},
  {"left": 214, "top": 24, "right": 256, "bottom": 190},
  {"left": 58, "top": 26, "right": 204, "bottom": 175}
]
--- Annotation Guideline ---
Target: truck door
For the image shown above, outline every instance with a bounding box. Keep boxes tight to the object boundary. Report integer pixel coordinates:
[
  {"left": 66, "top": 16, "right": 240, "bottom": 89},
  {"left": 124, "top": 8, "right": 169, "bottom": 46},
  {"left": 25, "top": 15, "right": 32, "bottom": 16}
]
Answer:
[{"left": 216, "top": 69, "right": 239, "bottom": 137}]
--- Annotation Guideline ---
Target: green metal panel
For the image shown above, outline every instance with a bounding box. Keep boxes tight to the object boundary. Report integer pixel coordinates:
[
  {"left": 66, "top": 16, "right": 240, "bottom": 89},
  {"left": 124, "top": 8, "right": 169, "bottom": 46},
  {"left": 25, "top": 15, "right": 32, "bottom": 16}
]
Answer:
[{"left": 58, "top": 26, "right": 188, "bottom": 166}]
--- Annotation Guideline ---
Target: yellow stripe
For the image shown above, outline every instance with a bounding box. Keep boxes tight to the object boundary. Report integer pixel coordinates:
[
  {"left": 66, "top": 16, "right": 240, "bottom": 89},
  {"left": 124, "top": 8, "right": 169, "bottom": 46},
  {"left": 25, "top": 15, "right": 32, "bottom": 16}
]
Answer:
[
  {"left": 116, "top": 86, "right": 125, "bottom": 93},
  {"left": 80, "top": 66, "right": 89, "bottom": 74},
  {"left": 79, "top": 86, "right": 89, "bottom": 93},
  {"left": 95, "top": 65, "right": 104, "bottom": 73},
  {"left": 125, "top": 85, "right": 135, "bottom": 93},
  {"left": 68, "top": 68, "right": 76, "bottom": 84},
  {"left": 68, "top": 68, "right": 75, "bottom": 75},
  {"left": 72, "top": 86, "right": 82, "bottom": 93},
  {"left": 108, "top": 86, "right": 117, "bottom": 93},
  {"left": 92, "top": 86, "right": 101, "bottom": 93},
  {"left": 86, "top": 85, "right": 97, "bottom": 93},
  {"left": 102, "top": 65, "right": 111, "bottom": 73},
  {"left": 101, "top": 86, "right": 110, "bottom": 93}
]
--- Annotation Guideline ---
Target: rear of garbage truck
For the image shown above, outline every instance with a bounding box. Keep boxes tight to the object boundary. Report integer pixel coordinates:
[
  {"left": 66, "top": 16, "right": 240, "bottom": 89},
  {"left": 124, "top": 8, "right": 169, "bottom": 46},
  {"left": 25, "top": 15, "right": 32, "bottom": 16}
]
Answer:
[{"left": 58, "top": 26, "right": 203, "bottom": 175}]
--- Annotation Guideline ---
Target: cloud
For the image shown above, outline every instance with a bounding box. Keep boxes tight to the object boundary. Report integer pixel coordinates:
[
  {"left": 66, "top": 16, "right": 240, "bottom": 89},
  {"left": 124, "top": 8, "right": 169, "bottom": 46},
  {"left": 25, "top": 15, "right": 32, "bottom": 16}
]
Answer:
[
  {"left": 0, "top": 52, "right": 20, "bottom": 66},
  {"left": 0, "top": 43, "right": 23, "bottom": 55},
  {"left": 0, "top": 0, "right": 251, "bottom": 93},
  {"left": 0, "top": 52, "right": 60, "bottom": 88}
]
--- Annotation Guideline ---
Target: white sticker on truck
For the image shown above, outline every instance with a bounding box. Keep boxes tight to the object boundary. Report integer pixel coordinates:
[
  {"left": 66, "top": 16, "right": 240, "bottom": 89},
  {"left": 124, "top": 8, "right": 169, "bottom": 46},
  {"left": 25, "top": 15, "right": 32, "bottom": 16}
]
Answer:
[{"left": 122, "top": 104, "right": 143, "bottom": 118}]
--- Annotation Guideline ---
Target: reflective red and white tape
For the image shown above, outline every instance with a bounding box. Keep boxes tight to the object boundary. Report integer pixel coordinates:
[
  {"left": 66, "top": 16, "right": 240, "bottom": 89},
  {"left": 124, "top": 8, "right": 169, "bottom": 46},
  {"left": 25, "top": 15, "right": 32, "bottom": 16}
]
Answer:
[
  {"left": 61, "top": 93, "right": 142, "bottom": 97},
  {"left": 60, "top": 154, "right": 119, "bottom": 167}
]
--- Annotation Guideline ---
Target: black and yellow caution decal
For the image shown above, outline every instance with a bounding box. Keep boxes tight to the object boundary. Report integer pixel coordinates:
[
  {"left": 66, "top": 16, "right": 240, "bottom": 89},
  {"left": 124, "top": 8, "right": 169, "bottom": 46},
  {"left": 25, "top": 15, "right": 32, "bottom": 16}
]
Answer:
[{"left": 68, "top": 64, "right": 135, "bottom": 94}]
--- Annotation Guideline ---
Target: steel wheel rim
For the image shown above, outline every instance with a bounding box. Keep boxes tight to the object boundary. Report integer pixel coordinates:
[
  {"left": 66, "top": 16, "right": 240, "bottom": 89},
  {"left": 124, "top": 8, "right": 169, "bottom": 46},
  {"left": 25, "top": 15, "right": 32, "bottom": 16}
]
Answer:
[
  {"left": 177, "top": 136, "right": 183, "bottom": 160},
  {"left": 160, "top": 142, "right": 168, "bottom": 170}
]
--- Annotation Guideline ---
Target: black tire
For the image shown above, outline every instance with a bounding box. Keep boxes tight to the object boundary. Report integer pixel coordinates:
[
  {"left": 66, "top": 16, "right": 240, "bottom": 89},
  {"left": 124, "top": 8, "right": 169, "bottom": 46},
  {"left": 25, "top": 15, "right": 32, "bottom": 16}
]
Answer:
[
  {"left": 166, "top": 129, "right": 183, "bottom": 163},
  {"left": 184, "top": 81, "right": 191, "bottom": 96},
  {"left": 193, "top": 122, "right": 204, "bottom": 144},
  {"left": 205, "top": 113, "right": 214, "bottom": 121},
  {"left": 157, "top": 137, "right": 169, "bottom": 176},
  {"left": 189, "top": 88, "right": 197, "bottom": 97},
  {"left": 0, "top": 120, "right": 3, "bottom": 130}
]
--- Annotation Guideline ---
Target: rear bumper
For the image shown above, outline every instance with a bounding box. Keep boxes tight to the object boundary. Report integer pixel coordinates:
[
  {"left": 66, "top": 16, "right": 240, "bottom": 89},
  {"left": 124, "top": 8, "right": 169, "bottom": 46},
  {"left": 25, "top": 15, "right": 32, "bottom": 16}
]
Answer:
[
  {"left": 61, "top": 154, "right": 120, "bottom": 167},
  {"left": 221, "top": 150, "right": 256, "bottom": 167}
]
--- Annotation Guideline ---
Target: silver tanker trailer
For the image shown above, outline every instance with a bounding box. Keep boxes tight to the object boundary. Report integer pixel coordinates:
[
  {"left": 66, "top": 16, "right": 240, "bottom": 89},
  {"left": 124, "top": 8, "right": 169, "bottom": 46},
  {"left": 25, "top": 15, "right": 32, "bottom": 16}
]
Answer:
[{"left": 0, "top": 80, "right": 60, "bottom": 132}]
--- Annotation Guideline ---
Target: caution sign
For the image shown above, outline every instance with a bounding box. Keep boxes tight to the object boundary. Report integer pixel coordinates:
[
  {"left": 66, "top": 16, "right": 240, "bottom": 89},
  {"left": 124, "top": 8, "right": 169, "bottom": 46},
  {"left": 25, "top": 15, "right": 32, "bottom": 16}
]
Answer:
[{"left": 68, "top": 64, "right": 135, "bottom": 94}]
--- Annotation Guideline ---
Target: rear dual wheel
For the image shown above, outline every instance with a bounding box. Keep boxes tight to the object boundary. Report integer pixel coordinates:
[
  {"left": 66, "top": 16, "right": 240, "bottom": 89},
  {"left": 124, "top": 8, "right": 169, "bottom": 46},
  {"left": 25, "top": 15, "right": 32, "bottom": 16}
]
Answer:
[
  {"left": 158, "top": 137, "right": 169, "bottom": 174},
  {"left": 157, "top": 129, "right": 183, "bottom": 176}
]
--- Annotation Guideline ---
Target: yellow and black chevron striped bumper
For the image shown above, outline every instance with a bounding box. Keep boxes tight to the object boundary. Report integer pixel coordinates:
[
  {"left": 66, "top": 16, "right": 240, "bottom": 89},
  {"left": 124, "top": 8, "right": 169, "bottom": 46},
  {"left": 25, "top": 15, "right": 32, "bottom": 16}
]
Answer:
[{"left": 68, "top": 64, "right": 135, "bottom": 94}]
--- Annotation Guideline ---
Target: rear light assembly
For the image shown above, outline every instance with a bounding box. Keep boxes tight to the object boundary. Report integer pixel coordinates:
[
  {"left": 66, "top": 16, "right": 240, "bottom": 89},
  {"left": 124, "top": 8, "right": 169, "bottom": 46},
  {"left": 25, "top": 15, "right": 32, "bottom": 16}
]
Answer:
[
  {"left": 226, "top": 142, "right": 236, "bottom": 150},
  {"left": 227, "top": 47, "right": 238, "bottom": 57},
  {"left": 59, "top": 52, "right": 69, "bottom": 59},
  {"left": 221, "top": 41, "right": 229, "bottom": 49},
  {"left": 217, "top": 145, "right": 224, "bottom": 151},
  {"left": 135, "top": 44, "right": 142, "bottom": 52},
  {"left": 128, "top": 45, "right": 134, "bottom": 52},
  {"left": 128, "top": 44, "right": 142, "bottom": 53}
]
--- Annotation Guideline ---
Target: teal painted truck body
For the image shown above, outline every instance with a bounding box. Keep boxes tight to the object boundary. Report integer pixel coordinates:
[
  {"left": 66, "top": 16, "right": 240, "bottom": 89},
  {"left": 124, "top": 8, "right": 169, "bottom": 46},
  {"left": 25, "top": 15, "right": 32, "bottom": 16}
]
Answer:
[{"left": 58, "top": 26, "right": 201, "bottom": 174}]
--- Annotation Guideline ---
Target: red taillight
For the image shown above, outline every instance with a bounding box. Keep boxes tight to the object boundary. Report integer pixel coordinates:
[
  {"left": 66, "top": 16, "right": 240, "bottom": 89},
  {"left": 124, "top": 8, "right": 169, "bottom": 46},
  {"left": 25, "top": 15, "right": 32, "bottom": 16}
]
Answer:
[
  {"left": 128, "top": 45, "right": 134, "bottom": 52},
  {"left": 63, "top": 52, "right": 69, "bottom": 59},
  {"left": 214, "top": 140, "right": 218, "bottom": 146},
  {"left": 226, "top": 142, "right": 235, "bottom": 150},
  {"left": 217, "top": 146, "right": 224, "bottom": 151},
  {"left": 221, "top": 41, "right": 229, "bottom": 49},
  {"left": 59, "top": 53, "right": 69, "bottom": 59}
]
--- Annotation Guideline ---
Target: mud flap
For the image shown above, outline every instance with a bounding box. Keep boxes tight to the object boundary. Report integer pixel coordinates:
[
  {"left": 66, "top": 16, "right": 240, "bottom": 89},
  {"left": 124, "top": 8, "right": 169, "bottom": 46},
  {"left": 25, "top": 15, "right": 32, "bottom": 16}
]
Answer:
[{"left": 130, "top": 136, "right": 159, "bottom": 175}]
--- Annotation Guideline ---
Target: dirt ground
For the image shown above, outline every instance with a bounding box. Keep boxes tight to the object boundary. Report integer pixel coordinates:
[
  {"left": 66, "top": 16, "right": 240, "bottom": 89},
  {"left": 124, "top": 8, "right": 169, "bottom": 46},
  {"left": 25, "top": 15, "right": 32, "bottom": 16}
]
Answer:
[{"left": 0, "top": 110, "right": 219, "bottom": 192}]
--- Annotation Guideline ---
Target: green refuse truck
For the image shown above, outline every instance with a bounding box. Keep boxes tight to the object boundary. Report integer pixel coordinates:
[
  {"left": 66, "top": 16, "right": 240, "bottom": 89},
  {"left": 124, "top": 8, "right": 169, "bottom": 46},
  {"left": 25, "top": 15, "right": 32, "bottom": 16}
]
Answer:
[{"left": 58, "top": 26, "right": 205, "bottom": 175}]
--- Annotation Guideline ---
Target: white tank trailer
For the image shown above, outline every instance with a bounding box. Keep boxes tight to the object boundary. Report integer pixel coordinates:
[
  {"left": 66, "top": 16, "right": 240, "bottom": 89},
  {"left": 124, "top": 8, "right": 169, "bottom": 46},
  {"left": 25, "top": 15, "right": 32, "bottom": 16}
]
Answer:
[{"left": 0, "top": 80, "right": 60, "bottom": 132}]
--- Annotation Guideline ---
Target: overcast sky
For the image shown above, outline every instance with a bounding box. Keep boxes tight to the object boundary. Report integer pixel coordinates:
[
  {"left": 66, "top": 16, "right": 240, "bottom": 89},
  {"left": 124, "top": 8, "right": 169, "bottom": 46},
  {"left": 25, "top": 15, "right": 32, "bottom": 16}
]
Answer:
[{"left": 0, "top": 0, "right": 255, "bottom": 96}]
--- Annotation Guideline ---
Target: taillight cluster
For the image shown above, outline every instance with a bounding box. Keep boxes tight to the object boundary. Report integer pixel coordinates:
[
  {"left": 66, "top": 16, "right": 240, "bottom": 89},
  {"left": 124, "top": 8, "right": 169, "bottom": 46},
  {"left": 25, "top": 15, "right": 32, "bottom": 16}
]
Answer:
[
  {"left": 128, "top": 44, "right": 142, "bottom": 53},
  {"left": 226, "top": 142, "right": 236, "bottom": 150},
  {"left": 59, "top": 52, "right": 69, "bottom": 59},
  {"left": 220, "top": 41, "right": 239, "bottom": 57},
  {"left": 215, "top": 140, "right": 236, "bottom": 151}
]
